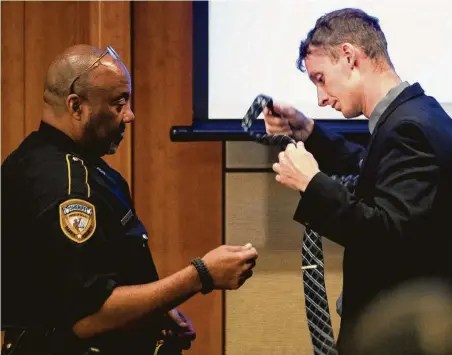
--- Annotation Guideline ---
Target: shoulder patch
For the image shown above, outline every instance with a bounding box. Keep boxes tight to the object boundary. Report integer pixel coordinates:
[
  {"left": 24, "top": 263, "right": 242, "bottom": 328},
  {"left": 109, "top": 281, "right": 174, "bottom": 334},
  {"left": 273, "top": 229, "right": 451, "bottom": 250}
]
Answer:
[{"left": 59, "top": 199, "right": 96, "bottom": 243}]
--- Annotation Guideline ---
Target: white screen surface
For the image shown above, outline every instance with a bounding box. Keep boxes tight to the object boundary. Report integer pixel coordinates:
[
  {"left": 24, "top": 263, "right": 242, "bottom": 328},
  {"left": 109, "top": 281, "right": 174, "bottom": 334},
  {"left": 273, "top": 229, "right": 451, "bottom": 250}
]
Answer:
[{"left": 208, "top": 0, "right": 452, "bottom": 120}]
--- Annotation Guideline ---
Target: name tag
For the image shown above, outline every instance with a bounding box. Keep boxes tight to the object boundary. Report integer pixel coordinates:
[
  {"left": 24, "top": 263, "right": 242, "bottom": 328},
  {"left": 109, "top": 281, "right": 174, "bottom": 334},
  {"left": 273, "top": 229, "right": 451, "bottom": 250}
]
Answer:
[{"left": 121, "top": 209, "right": 133, "bottom": 226}]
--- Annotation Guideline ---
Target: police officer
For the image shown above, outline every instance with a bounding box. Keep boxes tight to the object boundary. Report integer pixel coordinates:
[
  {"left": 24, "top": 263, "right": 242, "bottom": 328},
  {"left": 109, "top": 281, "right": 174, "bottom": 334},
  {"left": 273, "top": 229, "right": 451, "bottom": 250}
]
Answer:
[{"left": 1, "top": 45, "right": 258, "bottom": 355}]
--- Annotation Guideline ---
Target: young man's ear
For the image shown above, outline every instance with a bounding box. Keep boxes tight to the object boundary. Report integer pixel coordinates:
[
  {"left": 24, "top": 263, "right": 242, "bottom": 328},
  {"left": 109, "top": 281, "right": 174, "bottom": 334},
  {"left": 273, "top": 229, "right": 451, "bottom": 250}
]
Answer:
[{"left": 341, "top": 43, "right": 357, "bottom": 69}]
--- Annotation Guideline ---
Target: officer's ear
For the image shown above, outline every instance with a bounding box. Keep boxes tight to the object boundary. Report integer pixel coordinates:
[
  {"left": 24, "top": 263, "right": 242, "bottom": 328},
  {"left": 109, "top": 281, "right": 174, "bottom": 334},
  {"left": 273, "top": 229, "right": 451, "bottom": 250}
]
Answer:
[{"left": 67, "top": 94, "right": 82, "bottom": 120}]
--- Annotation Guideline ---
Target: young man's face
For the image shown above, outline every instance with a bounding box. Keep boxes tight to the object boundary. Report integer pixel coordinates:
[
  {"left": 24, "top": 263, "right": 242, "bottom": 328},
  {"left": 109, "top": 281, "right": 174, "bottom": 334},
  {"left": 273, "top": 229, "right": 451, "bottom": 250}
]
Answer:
[{"left": 305, "top": 47, "right": 363, "bottom": 118}]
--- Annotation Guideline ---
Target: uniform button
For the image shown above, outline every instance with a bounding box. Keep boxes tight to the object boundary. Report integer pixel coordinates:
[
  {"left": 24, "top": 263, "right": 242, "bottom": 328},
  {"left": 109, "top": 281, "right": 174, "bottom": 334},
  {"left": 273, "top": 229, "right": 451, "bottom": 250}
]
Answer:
[{"left": 142, "top": 234, "right": 148, "bottom": 248}]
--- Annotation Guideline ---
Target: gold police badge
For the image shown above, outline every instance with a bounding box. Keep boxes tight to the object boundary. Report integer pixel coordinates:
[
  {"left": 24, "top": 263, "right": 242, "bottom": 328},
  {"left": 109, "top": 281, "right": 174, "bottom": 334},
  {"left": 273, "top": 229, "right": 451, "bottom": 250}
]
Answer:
[{"left": 59, "top": 199, "right": 96, "bottom": 243}]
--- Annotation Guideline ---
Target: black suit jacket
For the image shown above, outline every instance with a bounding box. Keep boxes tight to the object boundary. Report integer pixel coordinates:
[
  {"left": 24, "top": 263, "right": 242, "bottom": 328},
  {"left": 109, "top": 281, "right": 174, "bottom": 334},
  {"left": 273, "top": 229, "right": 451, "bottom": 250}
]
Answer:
[{"left": 294, "top": 83, "right": 452, "bottom": 351}]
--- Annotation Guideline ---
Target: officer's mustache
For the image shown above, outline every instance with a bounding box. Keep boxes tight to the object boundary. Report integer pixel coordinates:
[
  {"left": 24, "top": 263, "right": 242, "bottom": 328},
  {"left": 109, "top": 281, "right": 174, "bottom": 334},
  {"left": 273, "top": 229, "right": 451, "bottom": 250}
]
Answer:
[
  {"left": 119, "top": 121, "right": 126, "bottom": 135},
  {"left": 115, "top": 121, "right": 126, "bottom": 142}
]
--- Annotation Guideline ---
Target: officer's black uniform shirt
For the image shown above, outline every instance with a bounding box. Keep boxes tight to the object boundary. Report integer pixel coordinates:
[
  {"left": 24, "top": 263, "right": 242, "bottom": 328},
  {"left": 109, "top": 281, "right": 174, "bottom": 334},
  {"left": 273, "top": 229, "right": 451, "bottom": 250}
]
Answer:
[{"left": 2, "top": 122, "right": 161, "bottom": 354}]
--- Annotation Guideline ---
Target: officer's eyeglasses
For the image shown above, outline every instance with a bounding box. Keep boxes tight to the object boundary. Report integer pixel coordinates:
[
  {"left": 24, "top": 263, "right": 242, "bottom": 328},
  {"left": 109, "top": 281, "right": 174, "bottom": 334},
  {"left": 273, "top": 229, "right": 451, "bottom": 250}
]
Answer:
[{"left": 69, "top": 46, "right": 120, "bottom": 94}]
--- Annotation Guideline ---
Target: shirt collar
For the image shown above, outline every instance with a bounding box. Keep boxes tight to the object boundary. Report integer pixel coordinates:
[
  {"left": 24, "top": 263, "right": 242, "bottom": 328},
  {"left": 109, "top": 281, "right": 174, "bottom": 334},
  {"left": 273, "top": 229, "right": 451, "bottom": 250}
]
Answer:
[
  {"left": 38, "top": 121, "right": 100, "bottom": 162},
  {"left": 368, "top": 81, "right": 410, "bottom": 134}
]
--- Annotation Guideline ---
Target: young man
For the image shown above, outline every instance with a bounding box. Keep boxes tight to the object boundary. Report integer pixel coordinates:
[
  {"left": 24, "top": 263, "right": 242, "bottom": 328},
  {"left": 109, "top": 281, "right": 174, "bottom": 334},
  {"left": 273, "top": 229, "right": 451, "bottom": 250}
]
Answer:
[
  {"left": 265, "top": 8, "right": 452, "bottom": 352},
  {"left": 2, "top": 45, "right": 258, "bottom": 355}
]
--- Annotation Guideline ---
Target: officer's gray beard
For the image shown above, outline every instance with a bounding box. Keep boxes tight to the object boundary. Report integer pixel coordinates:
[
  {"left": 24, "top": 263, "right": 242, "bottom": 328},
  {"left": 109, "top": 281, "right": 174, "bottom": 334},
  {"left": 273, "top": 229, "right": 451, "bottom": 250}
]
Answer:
[
  {"left": 83, "top": 116, "right": 124, "bottom": 156},
  {"left": 107, "top": 142, "right": 119, "bottom": 155},
  {"left": 106, "top": 128, "right": 124, "bottom": 155},
  {"left": 82, "top": 132, "right": 111, "bottom": 157}
]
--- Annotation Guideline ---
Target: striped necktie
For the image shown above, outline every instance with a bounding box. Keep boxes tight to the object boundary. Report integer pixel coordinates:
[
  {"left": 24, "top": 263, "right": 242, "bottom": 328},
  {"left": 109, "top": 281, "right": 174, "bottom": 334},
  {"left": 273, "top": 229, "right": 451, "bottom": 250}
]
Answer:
[{"left": 302, "top": 175, "right": 358, "bottom": 355}]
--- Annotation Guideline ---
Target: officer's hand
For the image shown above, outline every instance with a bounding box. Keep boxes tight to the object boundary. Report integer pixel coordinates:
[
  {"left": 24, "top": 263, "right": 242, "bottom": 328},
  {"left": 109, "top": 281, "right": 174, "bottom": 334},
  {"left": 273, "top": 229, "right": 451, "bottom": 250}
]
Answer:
[
  {"left": 159, "top": 308, "right": 196, "bottom": 352},
  {"left": 263, "top": 102, "right": 314, "bottom": 142},
  {"left": 201, "top": 243, "right": 258, "bottom": 290}
]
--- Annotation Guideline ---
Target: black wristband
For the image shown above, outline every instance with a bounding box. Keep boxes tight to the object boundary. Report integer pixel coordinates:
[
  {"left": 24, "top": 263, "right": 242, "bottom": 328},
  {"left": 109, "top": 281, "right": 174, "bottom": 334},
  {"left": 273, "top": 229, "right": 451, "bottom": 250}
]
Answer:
[{"left": 190, "top": 257, "right": 215, "bottom": 294}]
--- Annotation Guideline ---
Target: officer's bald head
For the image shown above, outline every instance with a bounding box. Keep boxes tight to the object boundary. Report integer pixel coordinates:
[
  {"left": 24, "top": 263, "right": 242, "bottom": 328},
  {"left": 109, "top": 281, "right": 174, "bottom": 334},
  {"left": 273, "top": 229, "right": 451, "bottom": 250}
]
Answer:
[
  {"left": 42, "top": 44, "right": 133, "bottom": 157},
  {"left": 43, "top": 44, "right": 111, "bottom": 110}
]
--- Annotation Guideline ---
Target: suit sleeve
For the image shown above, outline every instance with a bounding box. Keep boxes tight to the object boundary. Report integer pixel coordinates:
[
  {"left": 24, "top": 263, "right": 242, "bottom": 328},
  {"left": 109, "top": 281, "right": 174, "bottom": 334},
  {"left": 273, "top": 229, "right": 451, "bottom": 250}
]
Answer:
[
  {"left": 35, "top": 194, "right": 119, "bottom": 326},
  {"left": 294, "top": 120, "right": 439, "bottom": 248},
  {"left": 304, "top": 121, "right": 368, "bottom": 175}
]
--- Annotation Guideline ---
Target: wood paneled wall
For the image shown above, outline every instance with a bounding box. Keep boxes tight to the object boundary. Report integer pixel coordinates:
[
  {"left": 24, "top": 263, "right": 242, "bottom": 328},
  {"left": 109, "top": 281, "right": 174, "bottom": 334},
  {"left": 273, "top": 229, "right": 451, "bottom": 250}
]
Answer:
[
  {"left": 132, "top": 3, "right": 223, "bottom": 355},
  {"left": 1, "top": 2, "right": 223, "bottom": 355}
]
